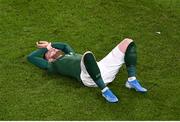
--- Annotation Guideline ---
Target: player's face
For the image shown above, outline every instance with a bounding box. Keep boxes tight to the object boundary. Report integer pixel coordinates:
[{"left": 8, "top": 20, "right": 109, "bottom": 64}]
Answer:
[{"left": 45, "top": 48, "right": 59, "bottom": 62}]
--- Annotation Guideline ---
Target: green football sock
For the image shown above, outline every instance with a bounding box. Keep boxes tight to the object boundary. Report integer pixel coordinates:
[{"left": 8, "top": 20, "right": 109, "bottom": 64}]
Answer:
[
  {"left": 83, "top": 52, "right": 106, "bottom": 90},
  {"left": 125, "top": 42, "right": 137, "bottom": 77}
]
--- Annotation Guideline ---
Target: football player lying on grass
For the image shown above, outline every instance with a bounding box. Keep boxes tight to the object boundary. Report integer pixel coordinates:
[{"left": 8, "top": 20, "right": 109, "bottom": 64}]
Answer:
[{"left": 27, "top": 38, "right": 147, "bottom": 103}]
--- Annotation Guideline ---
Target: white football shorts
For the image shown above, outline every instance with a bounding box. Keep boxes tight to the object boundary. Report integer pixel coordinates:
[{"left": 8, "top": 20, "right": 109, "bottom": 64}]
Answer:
[{"left": 80, "top": 45, "right": 125, "bottom": 87}]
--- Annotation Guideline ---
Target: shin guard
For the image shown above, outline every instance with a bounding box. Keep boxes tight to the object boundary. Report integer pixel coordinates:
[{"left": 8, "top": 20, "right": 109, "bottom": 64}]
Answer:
[{"left": 125, "top": 42, "right": 137, "bottom": 77}]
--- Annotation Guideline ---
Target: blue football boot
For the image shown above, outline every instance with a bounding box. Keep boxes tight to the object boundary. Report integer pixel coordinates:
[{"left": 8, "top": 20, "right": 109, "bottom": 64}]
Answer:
[
  {"left": 125, "top": 79, "right": 147, "bottom": 92},
  {"left": 102, "top": 87, "right": 118, "bottom": 103}
]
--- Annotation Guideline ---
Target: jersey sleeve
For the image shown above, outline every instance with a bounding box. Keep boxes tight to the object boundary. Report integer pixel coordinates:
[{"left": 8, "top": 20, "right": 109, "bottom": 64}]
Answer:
[
  {"left": 51, "top": 42, "right": 75, "bottom": 54},
  {"left": 27, "top": 48, "right": 49, "bottom": 69}
]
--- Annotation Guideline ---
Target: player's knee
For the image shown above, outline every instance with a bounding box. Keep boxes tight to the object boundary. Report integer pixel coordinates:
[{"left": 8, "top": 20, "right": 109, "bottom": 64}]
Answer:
[
  {"left": 118, "top": 38, "right": 134, "bottom": 53},
  {"left": 123, "top": 38, "right": 133, "bottom": 43}
]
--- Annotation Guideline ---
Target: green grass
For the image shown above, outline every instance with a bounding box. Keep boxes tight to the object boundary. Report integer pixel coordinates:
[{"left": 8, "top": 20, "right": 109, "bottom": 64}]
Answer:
[{"left": 0, "top": 0, "right": 180, "bottom": 120}]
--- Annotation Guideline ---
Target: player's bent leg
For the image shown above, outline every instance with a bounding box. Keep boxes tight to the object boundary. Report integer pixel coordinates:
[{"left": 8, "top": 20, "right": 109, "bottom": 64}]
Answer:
[
  {"left": 83, "top": 51, "right": 118, "bottom": 103},
  {"left": 119, "top": 38, "right": 147, "bottom": 92},
  {"left": 83, "top": 51, "right": 105, "bottom": 89}
]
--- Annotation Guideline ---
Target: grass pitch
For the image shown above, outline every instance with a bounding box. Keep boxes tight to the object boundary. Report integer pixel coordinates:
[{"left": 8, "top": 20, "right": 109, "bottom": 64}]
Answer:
[{"left": 0, "top": 0, "right": 180, "bottom": 120}]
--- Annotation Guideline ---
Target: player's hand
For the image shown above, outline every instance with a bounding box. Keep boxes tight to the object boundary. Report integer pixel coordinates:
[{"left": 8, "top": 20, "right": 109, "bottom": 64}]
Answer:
[{"left": 36, "top": 41, "right": 49, "bottom": 48}]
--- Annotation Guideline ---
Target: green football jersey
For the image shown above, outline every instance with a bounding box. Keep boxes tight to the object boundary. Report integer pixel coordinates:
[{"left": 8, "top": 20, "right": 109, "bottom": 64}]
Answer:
[{"left": 48, "top": 53, "right": 82, "bottom": 81}]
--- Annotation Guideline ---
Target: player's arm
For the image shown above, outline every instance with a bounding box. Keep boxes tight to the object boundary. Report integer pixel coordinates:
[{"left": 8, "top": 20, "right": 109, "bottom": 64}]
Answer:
[
  {"left": 51, "top": 42, "right": 75, "bottom": 54},
  {"left": 27, "top": 48, "right": 49, "bottom": 69}
]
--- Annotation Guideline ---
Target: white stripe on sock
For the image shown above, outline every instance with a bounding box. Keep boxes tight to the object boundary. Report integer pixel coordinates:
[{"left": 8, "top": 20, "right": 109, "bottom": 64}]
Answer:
[
  {"left": 102, "top": 87, "right": 109, "bottom": 93},
  {"left": 128, "top": 76, "right": 136, "bottom": 82}
]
